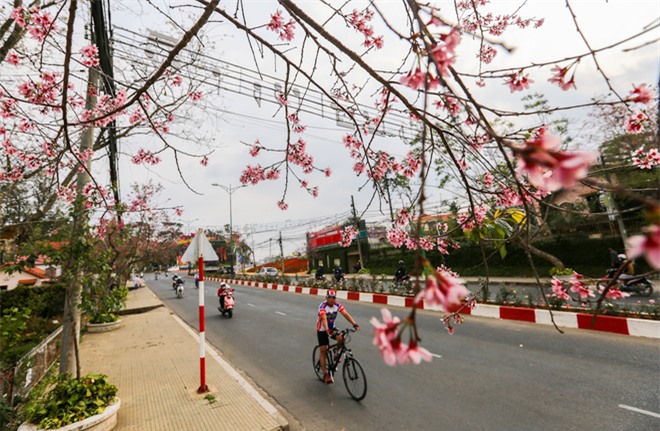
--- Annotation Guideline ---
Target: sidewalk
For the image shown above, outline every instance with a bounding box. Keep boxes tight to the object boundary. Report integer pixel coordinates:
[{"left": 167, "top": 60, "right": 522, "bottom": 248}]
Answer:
[{"left": 80, "top": 286, "right": 288, "bottom": 431}]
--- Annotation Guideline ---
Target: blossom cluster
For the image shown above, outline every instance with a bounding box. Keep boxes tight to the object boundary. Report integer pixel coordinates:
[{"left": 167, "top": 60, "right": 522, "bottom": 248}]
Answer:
[
  {"left": 266, "top": 10, "right": 296, "bottom": 41},
  {"left": 12, "top": 6, "right": 57, "bottom": 43},
  {"left": 515, "top": 127, "right": 596, "bottom": 192},
  {"left": 371, "top": 308, "right": 432, "bottom": 366},
  {"left": 631, "top": 147, "right": 660, "bottom": 169},
  {"left": 347, "top": 8, "right": 384, "bottom": 49},
  {"left": 340, "top": 226, "right": 358, "bottom": 247}
]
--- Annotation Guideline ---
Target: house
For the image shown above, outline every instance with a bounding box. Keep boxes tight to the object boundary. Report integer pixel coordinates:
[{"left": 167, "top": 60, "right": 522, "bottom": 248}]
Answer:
[{"left": 0, "top": 264, "right": 49, "bottom": 291}]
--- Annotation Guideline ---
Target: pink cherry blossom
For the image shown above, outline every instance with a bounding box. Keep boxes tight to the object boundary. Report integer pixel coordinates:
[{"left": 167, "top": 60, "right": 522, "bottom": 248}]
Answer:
[
  {"left": 7, "top": 51, "right": 19, "bottom": 66},
  {"left": 626, "top": 224, "right": 660, "bottom": 270},
  {"left": 249, "top": 141, "right": 261, "bottom": 157},
  {"left": 415, "top": 268, "right": 469, "bottom": 311},
  {"left": 505, "top": 71, "right": 533, "bottom": 93},
  {"left": 200, "top": 156, "right": 209, "bottom": 166},
  {"left": 11, "top": 7, "right": 27, "bottom": 28},
  {"left": 516, "top": 128, "right": 596, "bottom": 191},
  {"left": 324, "top": 168, "right": 332, "bottom": 177},
  {"left": 131, "top": 148, "right": 161, "bottom": 165},
  {"left": 188, "top": 91, "right": 203, "bottom": 102},
  {"left": 266, "top": 10, "right": 296, "bottom": 41},
  {"left": 277, "top": 200, "right": 288, "bottom": 211},
  {"left": 624, "top": 111, "right": 648, "bottom": 134},
  {"left": 370, "top": 308, "right": 403, "bottom": 366},
  {"left": 478, "top": 45, "right": 497, "bottom": 64},
  {"left": 550, "top": 277, "right": 571, "bottom": 301},
  {"left": 240, "top": 164, "right": 266, "bottom": 185},
  {"left": 171, "top": 75, "right": 183, "bottom": 86},
  {"left": 386, "top": 228, "right": 409, "bottom": 248},
  {"left": 631, "top": 147, "right": 660, "bottom": 169},
  {"left": 400, "top": 68, "right": 428, "bottom": 90},
  {"left": 628, "top": 84, "right": 654, "bottom": 105},
  {"left": 340, "top": 226, "right": 358, "bottom": 247},
  {"left": 569, "top": 272, "right": 594, "bottom": 300},
  {"left": 548, "top": 65, "right": 576, "bottom": 91}
]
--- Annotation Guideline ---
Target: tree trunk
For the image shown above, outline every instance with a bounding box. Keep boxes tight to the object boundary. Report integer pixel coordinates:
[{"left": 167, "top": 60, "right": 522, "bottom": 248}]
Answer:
[{"left": 59, "top": 66, "right": 97, "bottom": 377}]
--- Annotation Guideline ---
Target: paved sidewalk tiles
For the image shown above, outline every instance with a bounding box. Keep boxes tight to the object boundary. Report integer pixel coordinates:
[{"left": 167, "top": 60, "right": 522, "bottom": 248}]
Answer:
[{"left": 80, "top": 287, "right": 287, "bottom": 431}]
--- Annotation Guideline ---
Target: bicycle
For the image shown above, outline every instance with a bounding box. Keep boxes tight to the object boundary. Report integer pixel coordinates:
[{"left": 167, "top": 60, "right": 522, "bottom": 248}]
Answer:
[{"left": 312, "top": 328, "right": 367, "bottom": 401}]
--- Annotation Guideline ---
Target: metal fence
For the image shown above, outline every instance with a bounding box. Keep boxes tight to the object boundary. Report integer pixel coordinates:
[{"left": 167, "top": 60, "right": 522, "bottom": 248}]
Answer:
[{"left": 2, "top": 326, "right": 62, "bottom": 404}]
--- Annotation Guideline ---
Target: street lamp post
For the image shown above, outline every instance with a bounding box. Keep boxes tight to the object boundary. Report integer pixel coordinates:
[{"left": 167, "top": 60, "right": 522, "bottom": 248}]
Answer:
[{"left": 211, "top": 183, "right": 246, "bottom": 273}]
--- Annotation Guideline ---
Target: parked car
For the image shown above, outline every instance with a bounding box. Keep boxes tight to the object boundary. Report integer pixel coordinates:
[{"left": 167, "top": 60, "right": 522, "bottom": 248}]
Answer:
[{"left": 257, "top": 267, "right": 278, "bottom": 276}]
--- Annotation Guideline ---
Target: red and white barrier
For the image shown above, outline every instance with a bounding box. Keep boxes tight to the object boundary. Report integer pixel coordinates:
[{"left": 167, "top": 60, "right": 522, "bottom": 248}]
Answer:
[{"left": 203, "top": 276, "right": 659, "bottom": 339}]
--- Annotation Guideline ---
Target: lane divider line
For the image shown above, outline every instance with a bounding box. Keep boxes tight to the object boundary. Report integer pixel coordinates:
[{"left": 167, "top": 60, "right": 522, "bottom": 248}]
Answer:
[
  {"left": 618, "top": 404, "right": 660, "bottom": 418},
  {"left": 430, "top": 353, "right": 442, "bottom": 359},
  {"left": 275, "top": 311, "right": 286, "bottom": 316}
]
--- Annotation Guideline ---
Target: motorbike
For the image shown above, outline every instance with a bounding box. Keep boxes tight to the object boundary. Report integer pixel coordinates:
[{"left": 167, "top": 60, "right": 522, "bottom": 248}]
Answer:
[
  {"left": 600, "top": 268, "right": 654, "bottom": 296},
  {"left": 218, "top": 287, "right": 235, "bottom": 318},
  {"left": 174, "top": 278, "right": 185, "bottom": 298}
]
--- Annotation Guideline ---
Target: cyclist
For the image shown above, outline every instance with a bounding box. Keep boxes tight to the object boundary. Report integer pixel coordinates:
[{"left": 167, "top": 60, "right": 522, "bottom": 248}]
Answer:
[{"left": 316, "top": 289, "right": 360, "bottom": 384}]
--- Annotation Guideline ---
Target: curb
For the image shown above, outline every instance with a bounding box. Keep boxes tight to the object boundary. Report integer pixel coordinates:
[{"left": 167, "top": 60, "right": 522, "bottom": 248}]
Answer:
[{"left": 206, "top": 276, "right": 660, "bottom": 340}]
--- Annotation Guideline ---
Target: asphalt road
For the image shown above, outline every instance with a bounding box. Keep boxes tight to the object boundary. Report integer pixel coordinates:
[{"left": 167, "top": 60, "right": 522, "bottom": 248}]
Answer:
[{"left": 149, "top": 275, "right": 659, "bottom": 431}]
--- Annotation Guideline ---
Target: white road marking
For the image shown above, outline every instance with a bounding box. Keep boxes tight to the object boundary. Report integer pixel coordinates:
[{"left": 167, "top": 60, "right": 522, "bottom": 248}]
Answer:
[
  {"left": 247, "top": 303, "right": 255, "bottom": 307},
  {"left": 618, "top": 404, "right": 660, "bottom": 418},
  {"left": 430, "top": 353, "right": 442, "bottom": 359},
  {"left": 275, "top": 311, "right": 287, "bottom": 316}
]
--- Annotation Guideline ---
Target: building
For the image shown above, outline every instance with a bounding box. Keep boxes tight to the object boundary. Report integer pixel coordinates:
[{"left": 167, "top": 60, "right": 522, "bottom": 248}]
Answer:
[{"left": 0, "top": 264, "right": 49, "bottom": 291}]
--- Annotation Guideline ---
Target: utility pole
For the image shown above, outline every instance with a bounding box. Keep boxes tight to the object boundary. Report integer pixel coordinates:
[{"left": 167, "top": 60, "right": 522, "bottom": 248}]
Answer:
[
  {"left": 600, "top": 153, "right": 628, "bottom": 245},
  {"left": 251, "top": 224, "right": 256, "bottom": 266},
  {"left": 351, "top": 195, "right": 364, "bottom": 270},
  {"left": 278, "top": 232, "right": 285, "bottom": 274},
  {"left": 90, "top": 0, "right": 121, "bottom": 221}
]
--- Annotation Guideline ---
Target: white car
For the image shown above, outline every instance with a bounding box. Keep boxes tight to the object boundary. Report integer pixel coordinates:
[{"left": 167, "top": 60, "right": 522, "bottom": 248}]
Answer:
[{"left": 257, "top": 267, "right": 278, "bottom": 276}]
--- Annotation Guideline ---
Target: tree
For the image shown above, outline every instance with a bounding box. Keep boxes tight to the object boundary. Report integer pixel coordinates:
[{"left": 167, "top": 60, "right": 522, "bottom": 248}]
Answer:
[{"left": 0, "top": 0, "right": 657, "bottom": 369}]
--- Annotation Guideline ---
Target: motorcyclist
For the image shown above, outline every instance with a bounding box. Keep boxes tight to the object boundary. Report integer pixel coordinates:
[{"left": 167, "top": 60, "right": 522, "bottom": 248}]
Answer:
[
  {"left": 618, "top": 254, "right": 636, "bottom": 280},
  {"left": 172, "top": 274, "right": 181, "bottom": 289},
  {"left": 315, "top": 265, "right": 325, "bottom": 281},
  {"left": 333, "top": 265, "right": 345, "bottom": 282},
  {"left": 394, "top": 260, "right": 408, "bottom": 283},
  {"left": 217, "top": 282, "right": 229, "bottom": 310}
]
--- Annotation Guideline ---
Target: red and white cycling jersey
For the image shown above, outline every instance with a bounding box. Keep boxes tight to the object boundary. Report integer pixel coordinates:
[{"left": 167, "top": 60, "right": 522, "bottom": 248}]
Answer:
[{"left": 316, "top": 301, "right": 345, "bottom": 331}]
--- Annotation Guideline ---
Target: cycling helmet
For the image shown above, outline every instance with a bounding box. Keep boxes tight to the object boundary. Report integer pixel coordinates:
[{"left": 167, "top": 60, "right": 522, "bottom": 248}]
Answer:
[
  {"left": 326, "top": 290, "right": 337, "bottom": 298},
  {"left": 617, "top": 254, "right": 627, "bottom": 260}
]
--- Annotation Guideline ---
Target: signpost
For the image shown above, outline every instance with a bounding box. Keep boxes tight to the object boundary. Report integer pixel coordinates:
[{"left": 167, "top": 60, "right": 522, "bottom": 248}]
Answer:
[{"left": 182, "top": 228, "right": 219, "bottom": 393}]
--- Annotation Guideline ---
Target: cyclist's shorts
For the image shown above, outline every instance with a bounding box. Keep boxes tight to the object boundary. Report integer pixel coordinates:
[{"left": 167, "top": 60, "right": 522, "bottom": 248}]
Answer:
[{"left": 317, "top": 330, "right": 330, "bottom": 346}]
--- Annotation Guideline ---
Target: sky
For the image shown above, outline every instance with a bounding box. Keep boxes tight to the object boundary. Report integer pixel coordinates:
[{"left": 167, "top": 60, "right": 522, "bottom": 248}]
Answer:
[{"left": 78, "top": 1, "right": 660, "bottom": 262}]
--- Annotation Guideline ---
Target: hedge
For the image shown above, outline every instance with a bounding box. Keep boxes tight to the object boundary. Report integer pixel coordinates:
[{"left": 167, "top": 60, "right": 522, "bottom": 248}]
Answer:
[
  {"left": 364, "top": 237, "right": 650, "bottom": 278},
  {"left": 0, "top": 284, "right": 66, "bottom": 318}
]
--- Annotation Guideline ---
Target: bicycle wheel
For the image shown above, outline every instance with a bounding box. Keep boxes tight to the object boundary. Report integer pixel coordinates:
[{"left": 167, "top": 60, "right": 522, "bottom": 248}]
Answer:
[
  {"left": 312, "top": 346, "right": 324, "bottom": 381},
  {"left": 342, "top": 357, "right": 367, "bottom": 401}
]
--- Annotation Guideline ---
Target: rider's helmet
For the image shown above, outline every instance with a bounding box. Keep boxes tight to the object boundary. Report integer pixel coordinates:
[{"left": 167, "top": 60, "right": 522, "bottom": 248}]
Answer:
[
  {"left": 618, "top": 253, "right": 627, "bottom": 261},
  {"left": 399, "top": 260, "right": 404, "bottom": 265},
  {"left": 326, "top": 290, "right": 337, "bottom": 299}
]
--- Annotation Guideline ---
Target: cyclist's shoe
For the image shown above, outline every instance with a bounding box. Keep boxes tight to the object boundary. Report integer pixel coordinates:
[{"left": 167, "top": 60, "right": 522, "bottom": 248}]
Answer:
[{"left": 324, "top": 373, "right": 334, "bottom": 384}]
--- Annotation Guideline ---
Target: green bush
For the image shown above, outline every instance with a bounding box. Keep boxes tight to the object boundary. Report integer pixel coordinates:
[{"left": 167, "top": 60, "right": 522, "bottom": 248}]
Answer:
[
  {"left": 549, "top": 267, "right": 575, "bottom": 276},
  {"left": 81, "top": 284, "right": 128, "bottom": 324},
  {"left": 0, "top": 284, "right": 65, "bottom": 318},
  {"left": 24, "top": 373, "right": 118, "bottom": 429},
  {"left": 357, "top": 268, "right": 371, "bottom": 275},
  {"left": 0, "top": 307, "right": 61, "bottom": 369}
]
